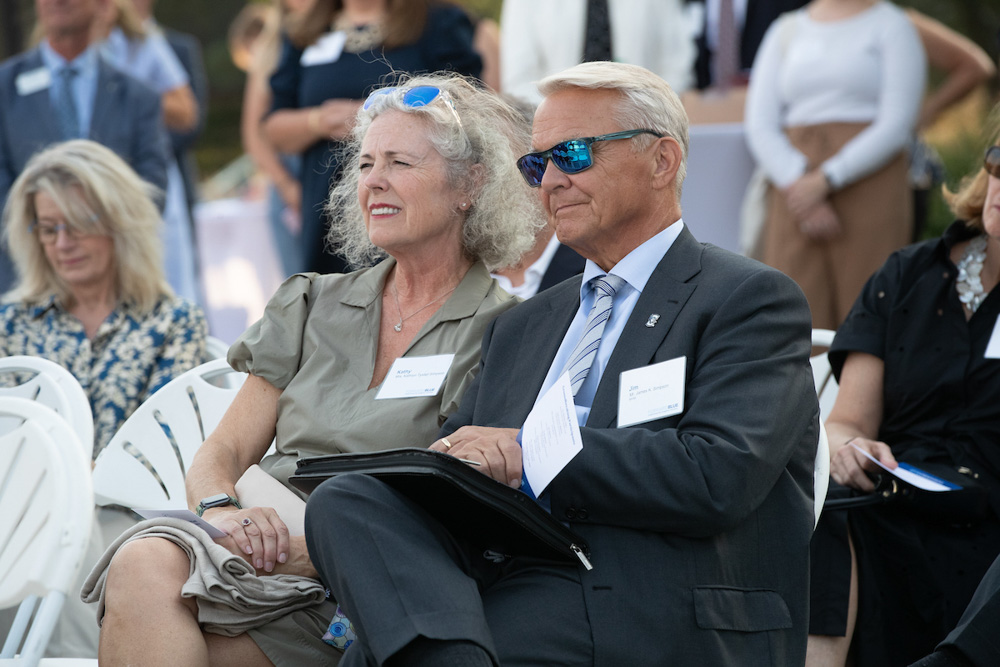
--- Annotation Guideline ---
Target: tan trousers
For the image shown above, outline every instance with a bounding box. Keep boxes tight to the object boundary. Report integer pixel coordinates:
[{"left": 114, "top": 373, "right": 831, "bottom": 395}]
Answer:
[{"left": 762, "top": 123, "right": 912, "bottom": 331}]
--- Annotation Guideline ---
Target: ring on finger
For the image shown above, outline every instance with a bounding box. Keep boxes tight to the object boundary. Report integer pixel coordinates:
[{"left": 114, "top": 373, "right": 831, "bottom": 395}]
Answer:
[
  {"left": 441, "top": 437, "right": 453, "bottom": 450},
  {"left": 242, "top": 517, "right": 253, "bottom": 526}
]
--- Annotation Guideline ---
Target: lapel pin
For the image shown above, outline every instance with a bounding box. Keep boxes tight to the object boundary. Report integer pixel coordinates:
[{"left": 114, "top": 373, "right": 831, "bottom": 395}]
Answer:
[{"left": 645, "top": 314, "right": 660, "bottom": 328}]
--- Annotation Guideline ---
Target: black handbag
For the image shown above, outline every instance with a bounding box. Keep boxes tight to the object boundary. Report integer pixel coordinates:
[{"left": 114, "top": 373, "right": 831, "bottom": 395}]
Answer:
[
  {"left": 824, "top": 463, "right": 989, "bottom": 526},
  {"left": 290, "top": 448, "right": 593, "bottom": 569}
]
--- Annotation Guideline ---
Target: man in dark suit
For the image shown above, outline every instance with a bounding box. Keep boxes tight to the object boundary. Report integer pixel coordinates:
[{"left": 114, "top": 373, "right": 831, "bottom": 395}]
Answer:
[
  {"left": 692, "top": 0, "right": 808, "bottom": 89},
  {"left": 305, "top": 61, "right": 818, "bottom": 666},
  {"left": 0, "top": 0, "right": 170, "bottom": 291}
]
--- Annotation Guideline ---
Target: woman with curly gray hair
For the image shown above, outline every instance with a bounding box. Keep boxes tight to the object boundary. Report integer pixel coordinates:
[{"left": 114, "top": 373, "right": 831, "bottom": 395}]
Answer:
[{"left": 97, "top": 73, "right": 543, "bottom": 666}]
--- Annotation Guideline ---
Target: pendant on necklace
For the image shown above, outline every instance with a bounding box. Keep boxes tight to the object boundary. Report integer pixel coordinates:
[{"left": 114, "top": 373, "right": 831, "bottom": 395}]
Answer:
[{"left": 393, "top": 323, "right": 402, "bottom": 332}]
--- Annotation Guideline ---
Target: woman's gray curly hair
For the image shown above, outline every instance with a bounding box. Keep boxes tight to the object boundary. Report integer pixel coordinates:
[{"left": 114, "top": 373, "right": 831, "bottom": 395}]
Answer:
[{"left": 326, "top": 72, "right": 544, "bottom": 271}]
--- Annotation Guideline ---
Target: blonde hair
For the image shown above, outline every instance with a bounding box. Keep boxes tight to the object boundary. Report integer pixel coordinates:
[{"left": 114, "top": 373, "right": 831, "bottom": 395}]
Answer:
[
  {"left": 538, "top": 61, "right": 690, "bottom": 198},
  {"left": 942, "top": 106, "right": 1000, "bottom": 231},
  {"left": 327, "top": 72, "right": 544, "bottom": 271},
  {"left": 110, "top": 0, "right": 147, "bottom": 40},
  {"left": 1, "top": 140, "right": 171, "bottom": 311}
]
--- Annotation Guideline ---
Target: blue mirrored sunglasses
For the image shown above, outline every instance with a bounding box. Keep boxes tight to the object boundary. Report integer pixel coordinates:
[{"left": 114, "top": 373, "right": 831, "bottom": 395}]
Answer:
[
  {"left": 985, "top": 145, "right": 1000, "bottom": 179},
  {"left": 362, "top": 85, "right": 461, "bottom": 122},
  {"left": 516, "top": 129, "right": 664, "bottom": 187}
]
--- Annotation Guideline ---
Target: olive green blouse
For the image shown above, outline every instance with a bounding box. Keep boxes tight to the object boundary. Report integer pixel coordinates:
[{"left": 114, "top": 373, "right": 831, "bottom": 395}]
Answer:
[{"left": 228, "top": 259, "right": 518, "bottom": 492}]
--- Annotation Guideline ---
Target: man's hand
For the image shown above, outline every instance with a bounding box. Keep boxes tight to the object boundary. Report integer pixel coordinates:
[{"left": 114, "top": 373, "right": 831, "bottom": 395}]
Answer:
[
  {"left": 430, "top": 426, "right": 523, "bottom": 488},
  {"left": 203, "top": 506, "right": 290, "bottom": 574},
  {"left": 830, "top": 437, "right": 898, "bottom": 492}
]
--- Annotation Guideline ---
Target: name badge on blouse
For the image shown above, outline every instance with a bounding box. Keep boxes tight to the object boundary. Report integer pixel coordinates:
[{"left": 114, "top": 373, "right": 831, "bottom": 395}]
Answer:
[
  {"left": 617, "top": 356, "right": 686, "bottom": 428},
  {"left": 985, "top": 316, "right": 1000, "bottom": 359},
  {"left": 301, "top": 31, "right": 347, "bottom": 66},
  {"left": 16, "top": 67, "right": 51, "bottom": 96},
  {"left": 376, "top": 354, "right": 455, "bottom": 400}
]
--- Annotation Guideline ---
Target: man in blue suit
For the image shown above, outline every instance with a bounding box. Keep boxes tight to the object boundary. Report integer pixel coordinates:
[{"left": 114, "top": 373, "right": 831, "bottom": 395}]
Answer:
[
  {"left": 0, "top": 0, "right": 170, "bottom": 291},
  {"left": 306, "top": 61, "right": 818, "bottom": 666}
]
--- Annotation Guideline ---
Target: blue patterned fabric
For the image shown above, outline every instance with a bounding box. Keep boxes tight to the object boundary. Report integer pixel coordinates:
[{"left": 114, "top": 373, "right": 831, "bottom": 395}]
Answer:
[{"left": 0, "top": 295, "right": 208, "bottom": 458}]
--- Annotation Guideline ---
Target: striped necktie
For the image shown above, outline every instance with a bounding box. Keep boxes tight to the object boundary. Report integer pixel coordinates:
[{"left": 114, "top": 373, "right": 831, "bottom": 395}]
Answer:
[
  {"left": 55, "top": 66, "right": 81, "bottom": 140},
  {"left": 715, "top": 0, "right": 740, "bottom": 88},
  {"left": 563, "top": 274, "right": 626, "bottom": 396}
]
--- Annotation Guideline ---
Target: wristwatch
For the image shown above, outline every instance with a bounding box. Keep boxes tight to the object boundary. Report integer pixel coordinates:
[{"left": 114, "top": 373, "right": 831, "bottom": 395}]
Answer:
[{"left": 195, "top": 493, "right": 242, "bottom": 517}]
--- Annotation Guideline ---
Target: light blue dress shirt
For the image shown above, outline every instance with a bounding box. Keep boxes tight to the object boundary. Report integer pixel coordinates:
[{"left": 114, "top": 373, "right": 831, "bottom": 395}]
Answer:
[
  {"left": 534, "top": 221, "right": 686, "bottom": 426},
  {"left": 39, "top": 41, "right": 99, "bottom": 137}
]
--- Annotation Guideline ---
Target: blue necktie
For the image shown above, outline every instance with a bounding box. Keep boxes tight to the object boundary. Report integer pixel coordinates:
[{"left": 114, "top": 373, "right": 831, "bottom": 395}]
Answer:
[
  {"left": 55, "top": 67, "right": 81, "bottom": 140},
  {"left": 563, "top": 274, "right": 626, "bottom": 397}
]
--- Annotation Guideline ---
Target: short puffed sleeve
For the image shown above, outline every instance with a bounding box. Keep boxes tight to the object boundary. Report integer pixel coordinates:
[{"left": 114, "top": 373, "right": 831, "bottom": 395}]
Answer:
[
  {"left": 228, "top": 274, "right": 317, "bottom": 390},
  {"left": 829, "top": 251, "right": 905, "bottom": 380}
]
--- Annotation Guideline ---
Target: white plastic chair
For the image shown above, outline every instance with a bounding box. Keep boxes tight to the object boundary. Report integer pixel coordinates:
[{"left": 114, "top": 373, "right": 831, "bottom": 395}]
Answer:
[
  {"left": 0, "top": 398, "right": 93, "bottom": 667},
  {"left": 810, "top": 329, "right": 838, "bottom": 422},
  {"left": 91, "top": 358, "right": 247, "bottom": 510},
  {"left": 0, "top": 356, "right": 94, "bottom": 459},
  {"left": 206, "top": 335, "right": 230, "bottom": 360},
  {"left": 810, "top": 329, "right": 838, "bottom": 526}
]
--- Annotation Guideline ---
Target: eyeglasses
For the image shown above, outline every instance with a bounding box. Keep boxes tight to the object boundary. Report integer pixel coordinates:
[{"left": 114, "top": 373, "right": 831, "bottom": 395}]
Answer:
[
  {"left": 516, "top": 129, "right": 664, "bottom": 187},
  {"left": 362, "top": 85, "right": 463, "bottom": 126},
  {"left": 28, "top": 221, "right": 83, "bottom": 245},
  {"left": 984, "top": 145, "right": 1000, "bottom": 179}
]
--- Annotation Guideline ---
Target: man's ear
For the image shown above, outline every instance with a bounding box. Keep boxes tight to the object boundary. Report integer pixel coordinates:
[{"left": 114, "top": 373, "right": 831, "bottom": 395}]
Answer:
[{"left": 650, "top": 136, "right": 682, "bottom": 191}]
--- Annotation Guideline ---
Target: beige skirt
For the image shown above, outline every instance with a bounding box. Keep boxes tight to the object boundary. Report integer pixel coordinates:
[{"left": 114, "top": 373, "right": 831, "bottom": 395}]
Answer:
[{"left": 762, "top": 122, "right": 912, "bottom": 331}]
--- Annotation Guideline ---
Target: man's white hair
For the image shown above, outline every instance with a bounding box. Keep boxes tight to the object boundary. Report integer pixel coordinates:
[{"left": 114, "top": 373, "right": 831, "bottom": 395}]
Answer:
[{"left": 537, "top": 61, "right": 689, "bottom": 198}]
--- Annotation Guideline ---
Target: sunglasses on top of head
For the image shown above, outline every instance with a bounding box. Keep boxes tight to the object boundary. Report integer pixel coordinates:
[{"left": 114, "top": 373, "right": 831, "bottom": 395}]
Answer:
[
  {"left": 362, "top": 85, "right": 462, "bottom": 126},
  {"left": 984, "top": 145, "right": 1000, "bottom": 179},
  {"left": 516, "top": 129, "right": 664, "bottom": 187}
]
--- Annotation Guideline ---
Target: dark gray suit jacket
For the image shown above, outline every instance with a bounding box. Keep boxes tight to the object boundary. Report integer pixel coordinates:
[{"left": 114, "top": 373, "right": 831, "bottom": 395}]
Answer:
[
  {"left": 0, "top": 47, "right": 170, "bottom": 290},
  {"left": 442, "top": 225, "right": 818, "bottom": 665}
]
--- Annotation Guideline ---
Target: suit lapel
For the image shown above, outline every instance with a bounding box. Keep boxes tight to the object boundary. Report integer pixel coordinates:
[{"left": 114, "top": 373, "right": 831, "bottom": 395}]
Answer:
[
  {"left": 587, "top": 226, "right": 703, "bottom": 428},
  {"left": 88, "top": 64, "right": 120, "bottom": 140},
  {"left": 15, "top": 50, "right": 61, "bottom": 147},
  {"left": 508, "top": 283, "right": 580, "bottom": 416}
]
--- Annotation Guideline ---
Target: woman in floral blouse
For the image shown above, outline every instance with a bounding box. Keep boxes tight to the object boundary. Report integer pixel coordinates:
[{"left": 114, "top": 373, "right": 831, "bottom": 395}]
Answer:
[
  {"left": 1, "top": 139, "right": 208, "bottom": 457},
  {"left": 0, "top": 139, "right": 207, "bottom": 657}
]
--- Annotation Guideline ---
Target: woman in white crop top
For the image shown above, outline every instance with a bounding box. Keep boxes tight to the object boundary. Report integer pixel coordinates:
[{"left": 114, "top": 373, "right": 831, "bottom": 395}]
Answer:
[{"left": 745, "top": 0, "right": 926, "bottom": 331}]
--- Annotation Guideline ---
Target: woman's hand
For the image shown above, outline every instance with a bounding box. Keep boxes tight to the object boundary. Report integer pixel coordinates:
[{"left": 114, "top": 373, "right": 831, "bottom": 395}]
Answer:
[
  {"left": 830, "top": 436, "right": 898, "bottom": 492},
  {"left": 267, "top": 535, "right": 318, "bottom": 579},
  {"left": 784, "top": 169, "right": 831, "bottom": 218},
  {"left": 798, "top": 201, "right": 842, "bottom": 240},
  {"left": 275, "top": 177, "right": 302, "bottom": 219},
  {"left": 314, "top": 99, "right": 363, "bottom": 140},
  {"left": 203, "top": 506, "right": 290, "bottom": 574},
  {"left": 430, "top": 426, "right": 523, "bottom": 488}
]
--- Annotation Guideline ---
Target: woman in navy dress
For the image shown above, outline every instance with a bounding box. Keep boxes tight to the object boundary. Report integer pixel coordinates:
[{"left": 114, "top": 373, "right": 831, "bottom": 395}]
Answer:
[{"left": 263, "top": 0, "right": 482, "bottom": 275}]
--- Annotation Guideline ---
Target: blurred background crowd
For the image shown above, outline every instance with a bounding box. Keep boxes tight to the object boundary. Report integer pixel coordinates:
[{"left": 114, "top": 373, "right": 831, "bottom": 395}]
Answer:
[{"left": 2, "top": 0, "right": 998, "bottom": 344}]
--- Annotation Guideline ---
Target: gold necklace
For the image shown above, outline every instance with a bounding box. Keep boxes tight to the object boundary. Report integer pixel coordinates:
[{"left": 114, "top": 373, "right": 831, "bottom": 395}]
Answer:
[{"left": 391, "top": 284, "right": 456, "bottom": 333}]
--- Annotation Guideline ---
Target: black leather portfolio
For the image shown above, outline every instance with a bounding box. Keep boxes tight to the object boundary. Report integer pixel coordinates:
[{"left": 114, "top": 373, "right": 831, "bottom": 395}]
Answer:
[{"left": 290, "top": 448, "right": 592, "bottom": 569}]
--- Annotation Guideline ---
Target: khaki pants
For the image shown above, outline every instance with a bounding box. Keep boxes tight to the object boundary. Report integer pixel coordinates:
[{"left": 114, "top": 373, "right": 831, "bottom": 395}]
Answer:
[{"left": 762, "top": 122, "right": 912, "bottom": 331}]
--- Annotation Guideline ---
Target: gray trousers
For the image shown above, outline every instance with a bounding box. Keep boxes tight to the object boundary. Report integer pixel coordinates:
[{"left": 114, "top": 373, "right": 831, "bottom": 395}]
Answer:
[
  {"left": 938, "top": 552, "right": 1000, "bottom": 666},
  {"left": 304, "top": 473, "right": 594, "bottom": 667}
]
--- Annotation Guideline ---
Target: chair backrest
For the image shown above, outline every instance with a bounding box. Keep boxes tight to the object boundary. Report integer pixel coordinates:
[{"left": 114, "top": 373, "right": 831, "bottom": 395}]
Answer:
[
  {"left": 91, "top": 358, "right": 247, "bottom": 510},
  {"left": 206, "top": 335, "right": 230, "bottom": 360},
  {"left": 810, "top": 329, "right": 838, "bottom": 422},
  {"left": 810, "top": 329, "right": 837, "bottom": 527},
  {"left": 0, "top": 356, "right": 94, "bottom": 459},
  {"left": 0, "top": 398, "right": 93, "bottom": 667}
]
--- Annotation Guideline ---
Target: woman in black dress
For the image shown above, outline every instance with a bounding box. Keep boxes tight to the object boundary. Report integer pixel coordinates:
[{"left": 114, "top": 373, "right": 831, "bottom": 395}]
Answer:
[
  {"left": 262, "top": 0, "right": 481, "bottom": 275},
  {"left": 808, "top": 131, "right": 1000, "bottom": 666}
]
